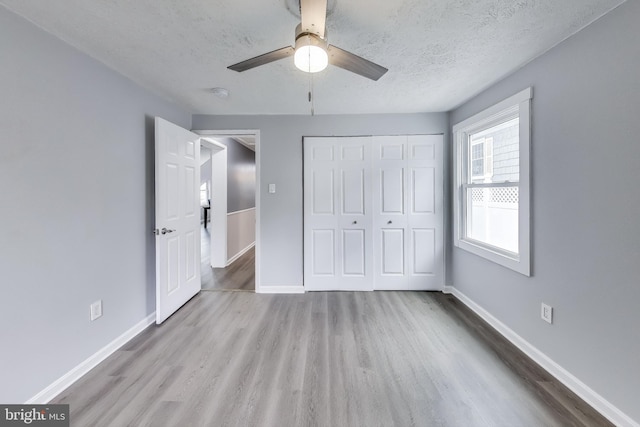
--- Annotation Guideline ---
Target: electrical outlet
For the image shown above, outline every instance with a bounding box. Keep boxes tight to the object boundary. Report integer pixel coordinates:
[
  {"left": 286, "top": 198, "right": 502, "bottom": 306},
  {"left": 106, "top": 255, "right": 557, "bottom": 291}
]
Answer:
[
  {"left": 90, "top": 300, "right": 103, "bottom": 321},
  {"left": 541, "top": 303, "right": 553, "bottom": 324}
]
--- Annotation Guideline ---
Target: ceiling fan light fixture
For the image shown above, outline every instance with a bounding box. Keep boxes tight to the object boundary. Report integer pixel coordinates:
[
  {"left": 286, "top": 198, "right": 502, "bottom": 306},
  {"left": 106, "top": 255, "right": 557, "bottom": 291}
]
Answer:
[
  {"left": 294, "top": 34, "right": 328, "bottom": 73},
  {"left": 227, "top": 8, "right": 387, "bottom": 81}
]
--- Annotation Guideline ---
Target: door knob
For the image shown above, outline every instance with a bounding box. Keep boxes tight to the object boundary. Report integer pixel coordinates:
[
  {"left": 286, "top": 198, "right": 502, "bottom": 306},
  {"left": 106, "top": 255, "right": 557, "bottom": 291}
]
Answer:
[
  {"left": 352, "top": 221, "right": 357, "bottom": 224},
  {"left": 387, "top": 220, "right": 393, "bottom": 224},
  {"left": 161, "top": 227, "right": 175, "bottom": 235}
]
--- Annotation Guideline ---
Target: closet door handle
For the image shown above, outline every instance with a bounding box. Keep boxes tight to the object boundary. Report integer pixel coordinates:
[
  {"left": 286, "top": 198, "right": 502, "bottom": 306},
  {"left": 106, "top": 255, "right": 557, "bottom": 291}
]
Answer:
[
  {"left": 387, "top": 220, "right": 392, "bottom": 224},
  {"left": 352, "top": 221, "right": 358, "bottom": 225}
]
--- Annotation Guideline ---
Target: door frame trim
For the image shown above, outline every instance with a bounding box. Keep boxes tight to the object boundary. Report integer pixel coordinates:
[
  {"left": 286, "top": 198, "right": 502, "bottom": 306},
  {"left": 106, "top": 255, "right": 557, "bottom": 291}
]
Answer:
[
  {"left": 199, "top": 138, "right": 227, "bottom": 268},
  {"left": 194, "top": 129, "right": 261, "bottom": 293}
]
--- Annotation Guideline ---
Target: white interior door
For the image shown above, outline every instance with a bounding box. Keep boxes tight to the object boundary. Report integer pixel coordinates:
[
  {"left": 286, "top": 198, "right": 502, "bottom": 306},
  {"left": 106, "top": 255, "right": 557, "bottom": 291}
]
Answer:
[
  {"left": 155, "top": 117, "right": 201, "bottom": 324},
  {"left": 373, "top": 135, "right": 444, "bottom": 290},
  {"left": 304, "top": 137, "right": 373, "bottom": 291}
]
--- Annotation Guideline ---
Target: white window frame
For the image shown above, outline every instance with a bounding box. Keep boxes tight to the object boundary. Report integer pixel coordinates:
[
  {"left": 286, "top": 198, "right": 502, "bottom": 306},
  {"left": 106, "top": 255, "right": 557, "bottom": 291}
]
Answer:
[{"left": 452, "top": 87, "right": 532, "bottom": 276}]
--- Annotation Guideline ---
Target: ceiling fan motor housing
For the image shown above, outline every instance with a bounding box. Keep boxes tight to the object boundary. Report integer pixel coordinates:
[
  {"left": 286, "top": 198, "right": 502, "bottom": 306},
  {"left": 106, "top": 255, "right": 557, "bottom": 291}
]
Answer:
[{"left": 295, "top": 23, "right": 327, "bottom": 47}]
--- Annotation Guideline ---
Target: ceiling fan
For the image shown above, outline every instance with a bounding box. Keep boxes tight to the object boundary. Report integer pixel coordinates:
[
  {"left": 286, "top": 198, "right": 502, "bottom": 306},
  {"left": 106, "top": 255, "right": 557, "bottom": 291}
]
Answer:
[{"left": 227, "top": 0, "right": 388, "bottom": 81}]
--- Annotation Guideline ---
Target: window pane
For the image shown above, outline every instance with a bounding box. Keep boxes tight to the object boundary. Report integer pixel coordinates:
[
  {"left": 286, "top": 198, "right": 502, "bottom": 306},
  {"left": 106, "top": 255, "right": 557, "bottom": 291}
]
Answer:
[
  {"left": 469, "top": 117, "right": 519, "bottom": 184},
  {"left": 200, "top": 182, "right": 209, "bottom": 206},
  {"left": 471, "top": 142, "right": 484, "bottom": 177},
  {"left": 467, "top": 186, "right": 519, "bottom": 253},
  {"left": 471, "top": 158, "right": 484, "bottom": 177}
]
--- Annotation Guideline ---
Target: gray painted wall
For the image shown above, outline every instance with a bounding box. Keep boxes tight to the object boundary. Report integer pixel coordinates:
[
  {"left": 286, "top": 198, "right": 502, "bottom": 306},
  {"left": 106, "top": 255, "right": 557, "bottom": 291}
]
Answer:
[
  {"left": 192, "top": 114, "right": 448, "bottom": 287},
  {"left": 0, "top": 7, "right": 191, "bottom": 403},
  {"left": 201, "top": 146, "right": 212, "bottom": 178},
  {"left": 449, "top": 1, "right": 639, "bottom": 421},
  {"left": 216, "top": 138, "right": 256, "bottom": 213}
]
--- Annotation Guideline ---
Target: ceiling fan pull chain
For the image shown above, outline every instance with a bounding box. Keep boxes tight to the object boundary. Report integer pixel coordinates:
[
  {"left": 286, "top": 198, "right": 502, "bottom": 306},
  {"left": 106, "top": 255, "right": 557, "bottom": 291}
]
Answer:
[
  {"left": 311, "top": 73, "right": 315, "bottom": 116},
  {"left": 311, "top": 76, "right": 316, "bottom": 116},
  {"left": 308, "top": 62, "right": 315, "bottom": 116},
  {"left": 309, "top": 35, "right": 315, "bottom": 116}
]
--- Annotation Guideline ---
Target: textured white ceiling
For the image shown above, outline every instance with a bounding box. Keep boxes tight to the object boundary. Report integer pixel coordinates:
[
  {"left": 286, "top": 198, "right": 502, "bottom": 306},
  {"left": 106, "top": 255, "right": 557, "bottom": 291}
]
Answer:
[{"left": 0, "top": 0, "right": 625, "bottom": 115}]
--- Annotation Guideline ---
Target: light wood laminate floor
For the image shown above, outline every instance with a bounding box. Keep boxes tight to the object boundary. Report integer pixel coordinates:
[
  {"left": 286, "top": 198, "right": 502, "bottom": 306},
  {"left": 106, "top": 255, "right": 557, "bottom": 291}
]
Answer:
[
  {"left": 201, "top": 225, "right": 254, "bottom": 291},
  {"left": 52, "top": 291, "right": 611, "bottom": 426}
]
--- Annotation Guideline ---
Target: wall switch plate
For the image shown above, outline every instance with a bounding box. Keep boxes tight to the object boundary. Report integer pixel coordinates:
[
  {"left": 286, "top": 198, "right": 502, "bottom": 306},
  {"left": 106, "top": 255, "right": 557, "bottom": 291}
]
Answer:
[
  {"left": 90, "top": 300, "right": 103, "bottom": 321},
  {"left": 541, "top": 303, "right": 553, "bottom": 324},
  {"left": 268, "top": 184, "right": 276, "bottom": 194}
]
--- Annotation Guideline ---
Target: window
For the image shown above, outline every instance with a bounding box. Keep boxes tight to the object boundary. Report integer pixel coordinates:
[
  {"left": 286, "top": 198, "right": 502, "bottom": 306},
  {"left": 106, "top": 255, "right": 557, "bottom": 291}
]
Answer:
[
  {"left": 453, "top": 88, "right": 531, "bottom": 276},
  {"left": 200, "top": 182, "right": 209, "bottom": 207},
  {"left": 470, "top": 136, "right": 493, "bottom": 181}
]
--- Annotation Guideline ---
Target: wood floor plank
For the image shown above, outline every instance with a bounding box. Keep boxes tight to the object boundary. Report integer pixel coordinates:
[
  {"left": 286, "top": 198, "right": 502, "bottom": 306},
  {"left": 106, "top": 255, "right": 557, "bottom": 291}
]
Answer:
[
  {"left": 201, "top": 225, "right": 255, "bottom": 291},
  {"left": 52, "top": 291, "right": 613, "bottom": 426}
]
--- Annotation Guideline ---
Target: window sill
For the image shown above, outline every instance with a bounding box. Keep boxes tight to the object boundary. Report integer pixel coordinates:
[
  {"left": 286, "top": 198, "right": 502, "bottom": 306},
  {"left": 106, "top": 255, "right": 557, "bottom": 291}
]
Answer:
[{"left": 455, "top": 238, "right": 530, "bottom": 276}]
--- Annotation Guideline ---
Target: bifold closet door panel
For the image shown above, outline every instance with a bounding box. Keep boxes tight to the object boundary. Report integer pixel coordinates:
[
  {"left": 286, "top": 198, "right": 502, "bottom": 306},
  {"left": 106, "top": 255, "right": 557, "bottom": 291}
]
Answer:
[
  {"left": 373, "top": 135, "right": 444, "bottom": 290},
  {"left": 406, "top": 135, "right": 444, "bottom": 290},
  {"left": 372, "top": 136, "right": 408, "bottom": 290},
  {"left": 303, "top": 137, "right": 373, "bottom": 291}
]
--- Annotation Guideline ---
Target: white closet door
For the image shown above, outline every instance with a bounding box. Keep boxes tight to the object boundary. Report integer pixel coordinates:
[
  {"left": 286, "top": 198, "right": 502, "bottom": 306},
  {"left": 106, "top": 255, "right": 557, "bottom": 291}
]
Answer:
[
  {"left": 373, "top": 135, "right": 444, "bottom": 290},
  {"left": 303, "top": 137, "right": 373, "bottom": 291}
]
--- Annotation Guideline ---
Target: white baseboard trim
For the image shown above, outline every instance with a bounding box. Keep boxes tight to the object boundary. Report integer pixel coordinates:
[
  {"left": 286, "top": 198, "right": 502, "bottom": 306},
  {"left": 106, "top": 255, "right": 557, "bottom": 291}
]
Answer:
[
  {"left": 257, "top": 285, "right": 305, "bottom": 294},
  {"left": 443, "top": 286, "right": 639, "bottom": 427},
  {"left": 226, "top": 242, "right": 255, "bottom": 266},
  {"left": 26, "top": 312, "right": 156, "bottom": 404}
]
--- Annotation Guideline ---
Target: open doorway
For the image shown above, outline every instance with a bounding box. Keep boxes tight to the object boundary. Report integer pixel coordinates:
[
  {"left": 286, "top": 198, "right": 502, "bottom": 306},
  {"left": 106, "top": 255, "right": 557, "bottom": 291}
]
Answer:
[
  {"left": 198, "top": 132, "right": 259, "bottom": 292},
  {"left": 199, "top": 138, "right": 227, "bottom": 290}
]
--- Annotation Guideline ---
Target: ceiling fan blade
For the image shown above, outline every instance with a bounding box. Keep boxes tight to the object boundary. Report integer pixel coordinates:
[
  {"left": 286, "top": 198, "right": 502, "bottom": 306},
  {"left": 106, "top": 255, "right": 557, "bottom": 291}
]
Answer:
[
  {"left": 300, "top": 0, "right": 327, "bottom": 39},
  {"left": 228, "top": 46, "right": 295, "bottom": 72},
  {"left": 327, "top": 45, "right": 388, "bottom": 81}
]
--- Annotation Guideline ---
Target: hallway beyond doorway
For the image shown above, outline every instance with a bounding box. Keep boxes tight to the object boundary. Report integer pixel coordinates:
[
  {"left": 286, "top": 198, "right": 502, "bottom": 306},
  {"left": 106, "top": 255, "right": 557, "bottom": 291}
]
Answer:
[{"left": 201, "top": 226, "right": 255, "bottom": 291}]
